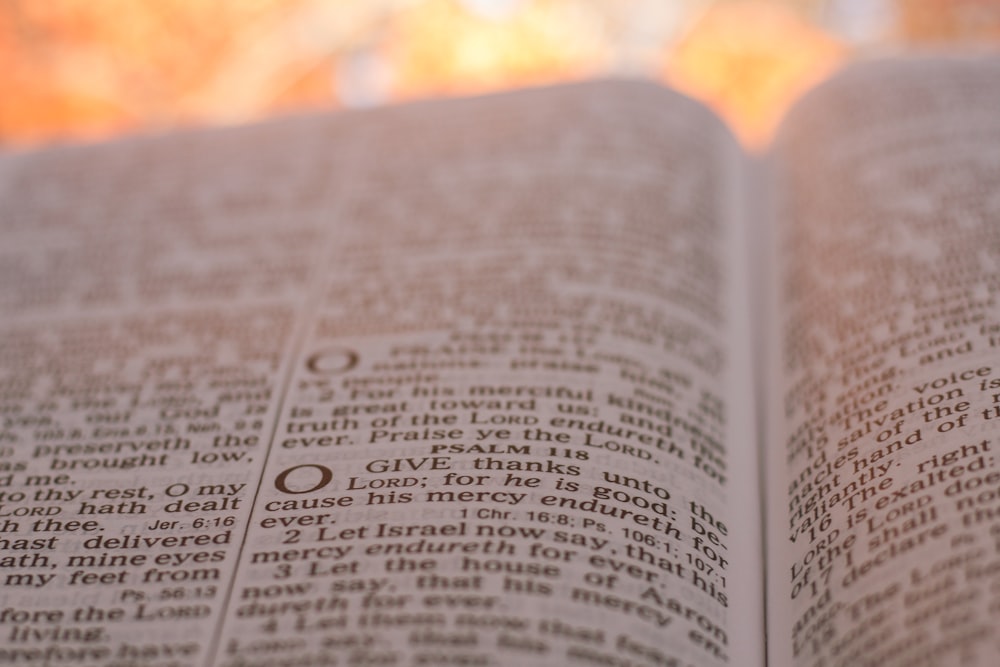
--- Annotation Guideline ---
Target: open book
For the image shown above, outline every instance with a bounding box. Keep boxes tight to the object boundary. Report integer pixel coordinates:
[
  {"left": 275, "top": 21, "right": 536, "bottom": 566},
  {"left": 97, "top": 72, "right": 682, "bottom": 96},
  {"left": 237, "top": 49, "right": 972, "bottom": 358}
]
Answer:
[{"left": 1, "top": 55, "right": 998, "bottom": 667}]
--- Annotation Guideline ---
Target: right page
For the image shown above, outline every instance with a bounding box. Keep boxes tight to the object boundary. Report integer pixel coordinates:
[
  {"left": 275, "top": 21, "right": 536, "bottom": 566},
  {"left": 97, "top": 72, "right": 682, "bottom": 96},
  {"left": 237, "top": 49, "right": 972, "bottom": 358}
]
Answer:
[{"left": 765, "top": 56, "right": 1000, "bottom": 666}]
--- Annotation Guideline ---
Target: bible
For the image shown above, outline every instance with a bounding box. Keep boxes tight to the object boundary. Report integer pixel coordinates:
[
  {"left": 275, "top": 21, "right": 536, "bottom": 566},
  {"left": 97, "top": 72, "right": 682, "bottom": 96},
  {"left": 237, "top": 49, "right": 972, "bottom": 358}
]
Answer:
[{"left": 1, "top": 55, "right": 999, "bottom": 667}]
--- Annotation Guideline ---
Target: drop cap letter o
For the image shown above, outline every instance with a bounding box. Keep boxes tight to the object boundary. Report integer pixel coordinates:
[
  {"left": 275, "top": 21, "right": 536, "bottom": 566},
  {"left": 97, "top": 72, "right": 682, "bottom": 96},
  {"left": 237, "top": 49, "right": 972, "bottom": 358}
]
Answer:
[
  {"left": 274, "top": 464, "right": 333, "bottom": 494},
  {"left": 306, "top": 348, "right": 358, "bottom": 375}
]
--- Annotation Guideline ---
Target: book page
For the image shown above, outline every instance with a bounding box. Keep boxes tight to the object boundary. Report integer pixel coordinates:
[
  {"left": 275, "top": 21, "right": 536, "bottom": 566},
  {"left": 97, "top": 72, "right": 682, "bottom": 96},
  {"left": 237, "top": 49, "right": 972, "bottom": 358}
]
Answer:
[
  {"left": 766, "top": 57, "right": 1000, "bottom": 666},
  {"left": 0, "top": 82, "right": 761, "bottom": 667}
]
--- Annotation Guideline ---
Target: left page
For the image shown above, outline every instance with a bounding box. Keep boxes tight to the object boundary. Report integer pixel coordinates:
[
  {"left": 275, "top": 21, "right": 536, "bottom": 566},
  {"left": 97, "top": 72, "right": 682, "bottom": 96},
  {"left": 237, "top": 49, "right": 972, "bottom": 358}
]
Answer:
[{"left": 0, "top": 81, "right": 760, "bottom": 667}]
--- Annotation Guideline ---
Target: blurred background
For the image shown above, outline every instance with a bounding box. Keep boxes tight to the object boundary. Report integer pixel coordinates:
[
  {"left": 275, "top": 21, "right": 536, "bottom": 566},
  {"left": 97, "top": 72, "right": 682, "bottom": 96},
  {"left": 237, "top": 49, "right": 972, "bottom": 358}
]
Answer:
[{"left": 2, "top": 0, "right": 998, "bottom": 148}]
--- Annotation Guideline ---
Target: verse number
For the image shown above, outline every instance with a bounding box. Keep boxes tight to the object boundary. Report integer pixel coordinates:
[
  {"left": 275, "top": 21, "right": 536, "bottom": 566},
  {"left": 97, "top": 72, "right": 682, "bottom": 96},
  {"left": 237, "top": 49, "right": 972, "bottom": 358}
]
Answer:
[
  {"left": 525, "top": 511, "right": 571, "bottom": 525},
  {"left": 159, "top": 585, "right": 217, "bottom": 600},
  {"left": 193, "top": 515, "right": 236, "bottom": 529}
]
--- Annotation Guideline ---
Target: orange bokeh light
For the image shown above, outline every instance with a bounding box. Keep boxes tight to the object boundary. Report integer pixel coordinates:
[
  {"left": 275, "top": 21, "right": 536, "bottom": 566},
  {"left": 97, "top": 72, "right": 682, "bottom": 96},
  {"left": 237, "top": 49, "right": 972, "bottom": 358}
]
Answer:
[
  {"left": 7, "top": 1, "right": 975, "bottom": 148},
  {"left": 0, "top": 0, "right": 324, "bottom": 143},
  {"left": 664, "top": 2, "right": 846, "bottom": 147},
  {"left": 384, "top": 0, "right": 608, "bottom": 99}
]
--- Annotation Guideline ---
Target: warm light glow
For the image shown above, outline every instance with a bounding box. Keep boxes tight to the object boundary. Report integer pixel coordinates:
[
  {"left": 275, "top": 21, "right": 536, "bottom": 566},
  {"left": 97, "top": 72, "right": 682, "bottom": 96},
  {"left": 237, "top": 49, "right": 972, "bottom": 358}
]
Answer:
[
  {"left": 664, "top": 2, "right": 847, "bottom": 148},
  {"left": 0, "top": 0, "right": 331, "bottom": 143},
  {"left": 0, "top": 1, "right": 991, "bottom": 147},
  {"left": 384, "top": 0, "right": 608, "bottom": 99}
]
